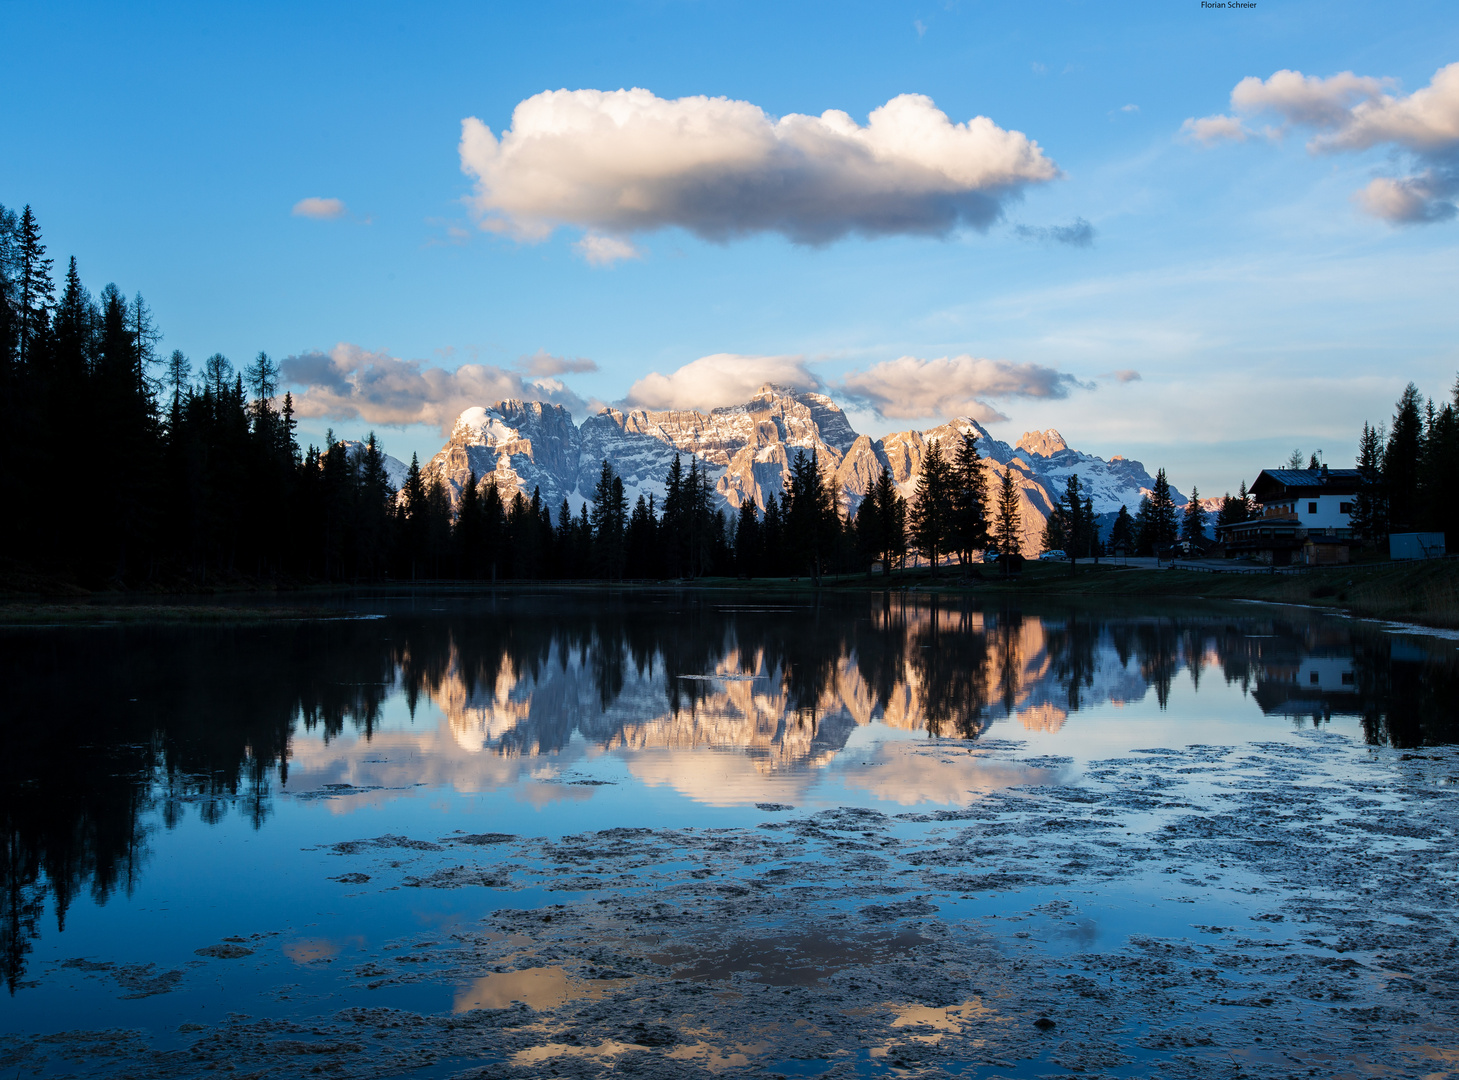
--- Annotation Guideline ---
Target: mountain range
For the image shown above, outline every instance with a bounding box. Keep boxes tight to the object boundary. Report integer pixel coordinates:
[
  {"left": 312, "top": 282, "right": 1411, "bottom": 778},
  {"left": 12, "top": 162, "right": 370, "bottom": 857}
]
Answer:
[{"left": 405, "top": 385, "right": 1183, "bottom": 557}]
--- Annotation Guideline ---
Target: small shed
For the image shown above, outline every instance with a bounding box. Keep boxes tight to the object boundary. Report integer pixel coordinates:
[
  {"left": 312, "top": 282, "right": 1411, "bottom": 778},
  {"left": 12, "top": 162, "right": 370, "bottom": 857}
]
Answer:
[{"left": 1389, "top": 533, "right": 1447, "bottom": 560}]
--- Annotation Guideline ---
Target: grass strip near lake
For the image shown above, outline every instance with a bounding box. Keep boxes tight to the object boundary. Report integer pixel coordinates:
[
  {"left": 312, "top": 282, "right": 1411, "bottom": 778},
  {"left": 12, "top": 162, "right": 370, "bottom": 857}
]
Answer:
[{"left": 824, "top": 557, "right": 1459, "bottom": 628}]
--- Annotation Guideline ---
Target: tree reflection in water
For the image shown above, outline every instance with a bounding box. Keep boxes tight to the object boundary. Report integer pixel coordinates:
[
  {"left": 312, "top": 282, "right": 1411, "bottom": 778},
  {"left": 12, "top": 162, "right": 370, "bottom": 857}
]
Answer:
[{"left": 2, "top": 593, "right": 1456, "bottom": 992}]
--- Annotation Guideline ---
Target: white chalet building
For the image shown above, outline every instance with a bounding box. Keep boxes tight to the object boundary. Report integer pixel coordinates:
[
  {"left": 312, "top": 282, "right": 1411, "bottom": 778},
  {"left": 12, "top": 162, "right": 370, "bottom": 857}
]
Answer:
[{"left": 1216, "top": 465, "right": 1362, "bottom": 566}]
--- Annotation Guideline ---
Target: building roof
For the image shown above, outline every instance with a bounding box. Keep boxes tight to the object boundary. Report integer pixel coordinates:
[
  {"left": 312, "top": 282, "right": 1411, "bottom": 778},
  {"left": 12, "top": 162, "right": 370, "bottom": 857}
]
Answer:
[{"left": 1251, "top": 468, "right": 1363, "bottom": 499}]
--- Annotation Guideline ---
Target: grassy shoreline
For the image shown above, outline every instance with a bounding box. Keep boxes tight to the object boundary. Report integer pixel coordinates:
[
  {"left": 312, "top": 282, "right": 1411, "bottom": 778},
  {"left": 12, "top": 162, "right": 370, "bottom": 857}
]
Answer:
[{"left": 2, "top": 558, "right": 1455, "bottom": 628}]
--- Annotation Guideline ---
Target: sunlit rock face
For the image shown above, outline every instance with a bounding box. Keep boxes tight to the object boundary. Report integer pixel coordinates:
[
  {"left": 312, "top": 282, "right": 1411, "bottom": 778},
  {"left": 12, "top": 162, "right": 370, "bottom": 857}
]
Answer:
[
  {"left": 581, "top": 384, "right": 864, "bottom": 514},
  {"left": 421, "top": 401, "right": 582, "bottom": 507},
  {"left": 1013, "top": 427, "right": 1186, "bottom": 513},
  {"left": 412, "top": 386, "right": 1178, "bottom": 555}
]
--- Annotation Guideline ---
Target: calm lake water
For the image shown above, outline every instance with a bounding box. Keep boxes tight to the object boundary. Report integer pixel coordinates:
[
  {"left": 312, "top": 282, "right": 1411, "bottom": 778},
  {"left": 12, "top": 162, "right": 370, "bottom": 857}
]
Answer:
[{"left": 3, "top": 591, "right": 1458, "bottom": 1078}]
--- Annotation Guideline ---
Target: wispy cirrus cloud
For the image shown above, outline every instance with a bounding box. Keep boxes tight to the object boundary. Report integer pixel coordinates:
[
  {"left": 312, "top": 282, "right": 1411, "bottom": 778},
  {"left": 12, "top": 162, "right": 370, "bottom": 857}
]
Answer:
[
  {"left": 1013, "top": 217, "right": 1095, "bottom": 247},
  {"left": 281, "top": 344, "right": 588, "bottom": 433},
  {"left": 458, "top": 88, "right": 1061, "bottom": 252},
  {"left": 1184, "top": 62, "right": 1459, "bottom": 223}
]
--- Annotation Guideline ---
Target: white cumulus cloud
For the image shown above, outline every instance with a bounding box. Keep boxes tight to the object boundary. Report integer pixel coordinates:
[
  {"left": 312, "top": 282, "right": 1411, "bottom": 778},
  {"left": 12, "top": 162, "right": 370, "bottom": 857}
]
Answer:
[
  {"left": 573, "top": 233, "right": 642, "bottom": 266},
  {"left": 281, "top": 343, "right": 588, "bottom": 433},
  {"left": 1188, "top": 62, "right": 1459, "bottom": 224},
  {"left": 292, "top": 197, "right": 347, "bottom": 220},
  {"left": 837, "top": 354, "right": 1084, "bottom": 422},
  {"left": 623, "top": 354, "right": 823, "bottom": 411},
  {"left": 1230, "top": 69, "right": 1390, "bottom": 129},
  {"left": 458, "top": 88, "right": 1059, "bottom": 247},
  {"left": 1180, "top": 114, "right": 1248, "bottom": 145}
]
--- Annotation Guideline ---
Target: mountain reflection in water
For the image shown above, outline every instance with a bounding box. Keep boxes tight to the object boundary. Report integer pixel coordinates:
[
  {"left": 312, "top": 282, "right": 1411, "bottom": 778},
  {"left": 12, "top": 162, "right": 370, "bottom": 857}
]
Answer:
[{"left": 2, "top": 592, "right": 1457, "bottom": 993}]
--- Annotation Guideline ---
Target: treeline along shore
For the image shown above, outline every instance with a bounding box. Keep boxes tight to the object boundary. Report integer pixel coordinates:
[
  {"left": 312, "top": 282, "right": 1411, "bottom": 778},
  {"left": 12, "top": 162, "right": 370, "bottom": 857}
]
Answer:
[{"left": 2, "top": 202, "right": 1455, "bottom": 622}]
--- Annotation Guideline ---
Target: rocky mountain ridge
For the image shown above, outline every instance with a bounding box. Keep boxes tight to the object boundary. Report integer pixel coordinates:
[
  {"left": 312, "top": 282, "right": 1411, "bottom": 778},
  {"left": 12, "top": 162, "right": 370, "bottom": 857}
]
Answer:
[{"left": 416, "top": 386, "right": 1180, "bottom": 557}]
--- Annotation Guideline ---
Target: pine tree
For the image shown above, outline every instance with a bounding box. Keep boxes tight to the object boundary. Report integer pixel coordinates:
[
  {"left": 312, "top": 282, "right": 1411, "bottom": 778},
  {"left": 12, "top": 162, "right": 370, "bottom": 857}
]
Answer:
[
  {"left": 733, "top": 498, "right": 760, "bottom": 577},
  {"left": 1181, "top": 486, "right": 1206, "bottom": 547},
  {"left": 0, "top": 203, "right": 19, "bottom": 380},
  {"left": 398, "top": 453, "right": 428, "bottom": 579},
  {"left": 1350, "top": 422, "right": 1387, "bottom": 549},
  {"left": 627, "top": 494, "right": 659, "bottom": 579},
  {"left": 1419, "top": 399, "right": 1459, "bottom": 541},
  {"left": 1040, "top": 505, "right": 1068, "bottom": 555},
  {"left": 951, "top": 433, "right": 988, "bottom": 565},
  {"left": 992, "top": 469, "right": 1021, "bottom": 569},
  {"left": 661, "top": 454, "right": 686, "bottom": 577},
  {"left": 761, "top": 492, "right": 784, "bottom": 576},
  {"left": 1386, "top": 383, "right": 1425, "bottom": 534},
  {"left": 783, "top": 449, "right": 835, "bottom": 582},
  {"left": 15, "top": 206, "right": 53, "bottom": 368},
  {"left": 1061, "top": 474, "right": 1089, "bottom": 565},
  {"left": 1134, "top": 494, "right": 1155, "bottom": 556},
  {"left": 858, "top": 465, "right": 905, "bottom": 577},
  {"left": 455, "top": 469, "right": 482, "bottom": 577},
  {"left": 908, "top": 440, "right": 954, "bottom": 575},
  {"left": 1147, "top": 469, "right": 1178, "bottom": 553},
  {"left": 1109, "top": 504, "right": 1135, "bottom": 554},
  {"left": 590, "top": 459, "right": 626, "bottom": 578}
]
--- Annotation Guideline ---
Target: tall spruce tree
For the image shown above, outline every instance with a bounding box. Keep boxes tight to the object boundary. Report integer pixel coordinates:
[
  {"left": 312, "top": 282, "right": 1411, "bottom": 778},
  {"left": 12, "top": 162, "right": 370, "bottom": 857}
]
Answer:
[
  {"left": 15, "top": 206, "right": 53, "bottom": 369},
  {"left": 992, "top": 469, "right": 1022, "bottom": 569},
  {"left": 909, "top": 440, "right": 954, "bottom": 575},
  {"left": 1134, "top": 494, "right": 1155, "bottom": 556},
  {"left": 783, "top": 449, "right": 836, "bottom": 582},
  {"left": 1386, "top": 383, "right": 1425, "bottom": 533},
  {"left": 1040, "top": 505, "right": 1068, "bottom": 555},
  {"left": 1109, "top": 504, "right": 1135, "bottom": 554},
  {"left": 1350, "top": 421, "right": 1387, "bottom": 549},
  {"left": 1181, "top": 487, "right": 1206, "bottom": 547},
  {"left": 1147, "top": 469, "right": 1178, "bottom": 553},
  {"left": 1061, "top": 474, "right": 1090, "bottom": 565},
  {"left": 733, "top": 498, "right": 760, "bottom": 577},
  {"left": 951, "top": 433, "right": 988, "bottom": 565},
  {"left": 859, "top": 465, "right": 905, "bottom": 577}
]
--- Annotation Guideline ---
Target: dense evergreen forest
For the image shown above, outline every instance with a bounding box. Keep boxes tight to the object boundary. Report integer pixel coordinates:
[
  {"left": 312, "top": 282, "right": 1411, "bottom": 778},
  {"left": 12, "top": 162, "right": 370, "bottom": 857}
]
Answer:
[
  {"left": 0, "top": 204, "right": 1009, "bottom": 586},
  {"left": 3, "top": 202, "right": 1452, "bottom": 585}
]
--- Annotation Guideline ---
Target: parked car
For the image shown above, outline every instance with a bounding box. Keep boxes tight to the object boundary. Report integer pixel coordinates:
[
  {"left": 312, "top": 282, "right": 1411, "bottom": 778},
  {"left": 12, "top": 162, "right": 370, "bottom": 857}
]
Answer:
[
  {"left": 1039, "top": 549, "right": 1068, "bottom": 561},
  {"left": 982, "top": 549, "right": 1002, "bottom": 563}
]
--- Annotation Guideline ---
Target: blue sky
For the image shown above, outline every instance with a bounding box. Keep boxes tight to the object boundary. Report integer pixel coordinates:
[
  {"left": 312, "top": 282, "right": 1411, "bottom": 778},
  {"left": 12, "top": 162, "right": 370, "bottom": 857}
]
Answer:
[{"left": 4, "top": 0, "right": 1457, "bottom": 497}]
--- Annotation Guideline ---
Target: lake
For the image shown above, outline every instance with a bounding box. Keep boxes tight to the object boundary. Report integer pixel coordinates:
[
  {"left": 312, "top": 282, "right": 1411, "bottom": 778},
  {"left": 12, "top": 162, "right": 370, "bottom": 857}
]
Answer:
[{"left": 3, "top": 590, "right": 1458, "bottom": 1078}]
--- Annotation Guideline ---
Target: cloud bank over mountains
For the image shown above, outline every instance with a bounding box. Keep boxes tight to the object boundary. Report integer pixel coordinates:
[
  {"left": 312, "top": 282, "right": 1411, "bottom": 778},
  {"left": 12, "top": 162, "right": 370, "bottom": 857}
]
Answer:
[
  {"left": 458, "top": 88, "right": 1060, "bottom": 261},
  {"left": 623, "top": 354, "right": 823, "bottom": 411},
  {"left": 281, "top": 344, "right": 588, "bottom": 433},
  {"left": 284, "top": 347, "right": 1094, "bottom": 431},
  {"left": 1185, "top": 62, "right": 1459, "bottom": 224},
  {"left": 838, "top": 355, "right": 1085, "bottom": 422}
]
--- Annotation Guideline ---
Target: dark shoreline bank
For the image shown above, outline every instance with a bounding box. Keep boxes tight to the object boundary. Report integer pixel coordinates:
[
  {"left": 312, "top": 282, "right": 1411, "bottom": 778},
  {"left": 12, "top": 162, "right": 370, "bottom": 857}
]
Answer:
[{"left": 2, "top": 557, "right": 1455, "bottom": 629}]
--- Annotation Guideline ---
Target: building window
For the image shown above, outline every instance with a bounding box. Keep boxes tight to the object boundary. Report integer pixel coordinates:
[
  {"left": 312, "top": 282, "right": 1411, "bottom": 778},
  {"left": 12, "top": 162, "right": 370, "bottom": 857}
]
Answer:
[
  {"left": 1310, "top": 671, "right": 1319, "bottom": 684},
  {"left": 1339, "top": 502, "right": 1352, "bottom": 514},
  {"left": 1342, "top": 672, "right": 1354, "bottom": 685},
  {"left": 1308, "top": 502, "right": 1318, "bottom": 514}
]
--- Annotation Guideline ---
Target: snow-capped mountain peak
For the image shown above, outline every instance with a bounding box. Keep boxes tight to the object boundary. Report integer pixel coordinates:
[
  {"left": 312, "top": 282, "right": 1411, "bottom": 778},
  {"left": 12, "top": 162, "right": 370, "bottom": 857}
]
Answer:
[{"left": 413, "top": 386, "right": 1185, "bottom": 556}]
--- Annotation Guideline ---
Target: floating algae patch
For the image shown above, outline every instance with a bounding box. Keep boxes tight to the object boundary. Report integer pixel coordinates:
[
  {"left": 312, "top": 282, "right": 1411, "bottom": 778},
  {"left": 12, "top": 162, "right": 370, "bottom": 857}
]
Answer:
[{"left": 645, "top": 928, "right": 931, "bottom": 986}]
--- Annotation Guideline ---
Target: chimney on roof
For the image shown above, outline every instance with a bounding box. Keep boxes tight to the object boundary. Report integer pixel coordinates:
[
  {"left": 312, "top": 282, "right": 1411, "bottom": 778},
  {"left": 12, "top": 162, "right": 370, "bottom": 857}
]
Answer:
[{"left": 1320, "top": 463, "right": 1329, "bottom": 482}]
